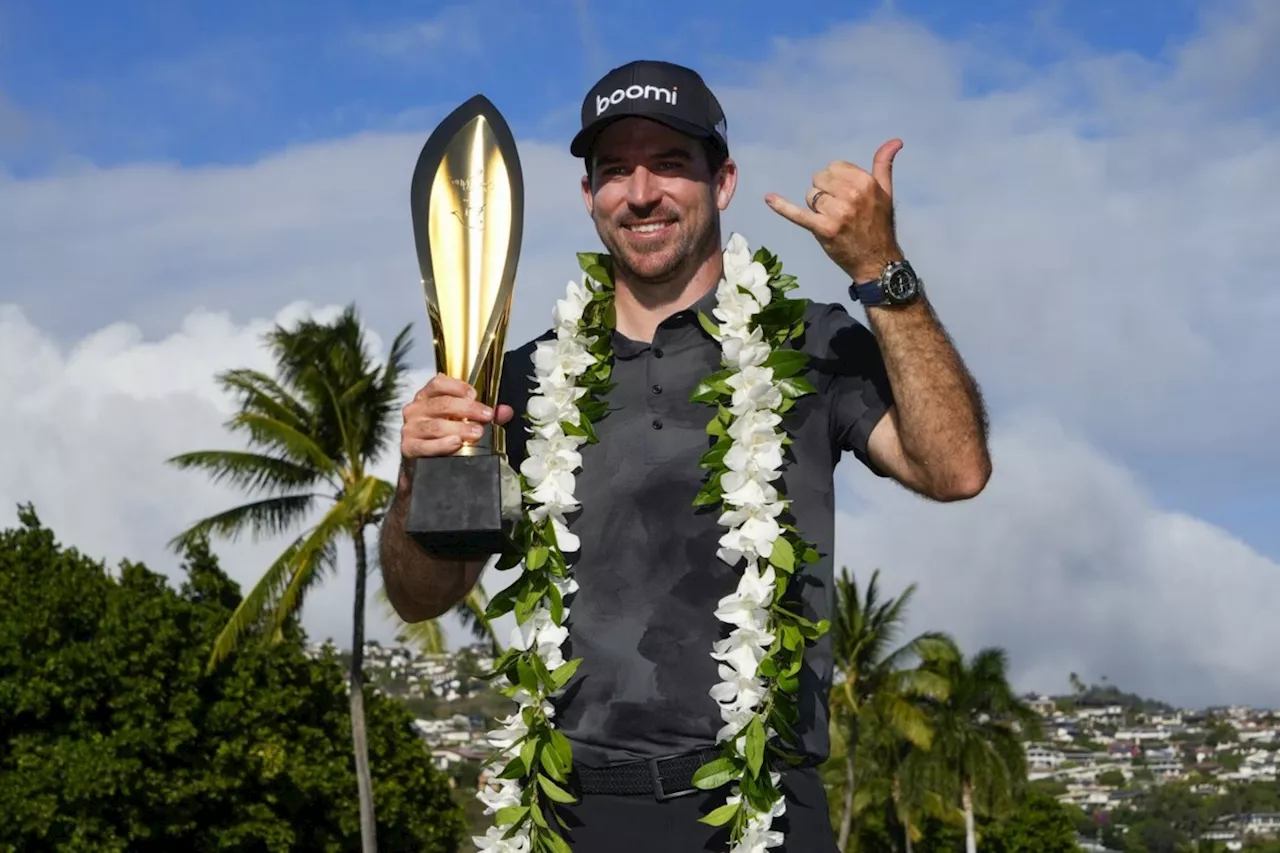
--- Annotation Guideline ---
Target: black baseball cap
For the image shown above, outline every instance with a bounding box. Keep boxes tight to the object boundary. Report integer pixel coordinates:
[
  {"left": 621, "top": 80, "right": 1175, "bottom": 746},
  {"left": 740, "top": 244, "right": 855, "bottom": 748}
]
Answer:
[{"left": 569, "top": 60, "right": 728, "bottom": 160}]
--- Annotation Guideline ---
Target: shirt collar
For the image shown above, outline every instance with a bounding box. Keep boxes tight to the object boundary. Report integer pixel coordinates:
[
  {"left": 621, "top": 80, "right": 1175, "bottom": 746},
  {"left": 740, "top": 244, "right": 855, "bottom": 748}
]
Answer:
[{"left": 612, "top": 285, "right": 721, "bottom": 359}]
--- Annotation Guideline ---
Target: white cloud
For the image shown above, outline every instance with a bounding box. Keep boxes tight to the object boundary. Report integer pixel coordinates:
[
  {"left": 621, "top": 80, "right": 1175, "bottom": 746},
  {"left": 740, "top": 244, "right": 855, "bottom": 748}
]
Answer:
[
  {"left": 2, "top": 1, "right": 1278, "bottom": 703},
  {"left": 346, "top": 4, "right": 485, "bottom": 62},
  {"left": 0, "top": 130, "right": 592, "bottom": 353},
  {"left": 0, "top": 301, "right": 420, "bottom": 649},
  {"left": 836, "top": 411, "right": 1280, "bottom": 707}
]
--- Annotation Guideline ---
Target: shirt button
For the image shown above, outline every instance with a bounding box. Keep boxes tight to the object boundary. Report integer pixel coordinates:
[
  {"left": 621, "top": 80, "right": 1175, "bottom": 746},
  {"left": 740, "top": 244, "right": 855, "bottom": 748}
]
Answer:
[
  {"left": 651, "top": 384, "right": 662, "bottom": 395},
  {"left": 653, "top": 348, "right": 664, "bottom": 358},
  {"left": 652, "top": 419, "right": 663, "bottom": 430}
]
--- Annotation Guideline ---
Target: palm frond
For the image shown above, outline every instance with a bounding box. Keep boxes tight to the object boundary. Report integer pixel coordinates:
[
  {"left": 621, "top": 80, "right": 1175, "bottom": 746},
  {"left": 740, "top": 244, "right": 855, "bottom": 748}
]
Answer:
[
  {"left": 166, "top": 449, "right": 323, "bottom": 494},
  {"left": 892, "top": 667, "right": 952, "bottom": 703},
  {"left": 911, "top": 633, "right": 962, "bottom": 667},
  {"left": 216, "top": 368, "right": 311, "bottom": 433},
  {"left": 338, "top": 374, "right": 376, "bottom": 408},
  {"left": 878, "top": 694, "right": 936, "bottom": 750},
  {"left": 344, "top": 475, "right": 395, "bottom": 521},
  {"left": 256, "top": 308, "right": 413, "bottom": 470},
  {"left": 264, "top": 498, "right": 352, "bottom": 637},
  {"left": 227, "top": 411, "right": 340, "bottom": 478},
  {"left": 360, "top": 323, "right": 414, "bottom": 463},
  {"left": 168, "top": 494, "right": 317, "bottom": 551},
  {"left": 397, "top": 617, "right": 448, "bottom": 656},
  {"left": 315, "top": 370, "right": 358, "bottom": 473},
  {"left": 878, "top": 629, "right": 953, "bottom": 674},
  {"left": 456, "top": 582, "right": 502, "bottom": 655},
  {"left": 204, "top": 530, "right": 309, "bottom": 671}
]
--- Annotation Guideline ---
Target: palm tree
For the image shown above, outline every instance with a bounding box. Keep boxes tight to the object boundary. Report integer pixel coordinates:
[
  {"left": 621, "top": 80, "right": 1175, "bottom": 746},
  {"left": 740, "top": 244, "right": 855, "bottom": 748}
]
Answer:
[
  {"left": 920, "top": 644, "right": 1043, "bottom": 853},
  {"left": 871, "top": 667, "right": 965, "bottom": 851},
  {"left": 167, "top": 305, "right": 411, "bottom": 853},
  {"left": 827, "top": 567, "right": 953, "bottom": 851}
]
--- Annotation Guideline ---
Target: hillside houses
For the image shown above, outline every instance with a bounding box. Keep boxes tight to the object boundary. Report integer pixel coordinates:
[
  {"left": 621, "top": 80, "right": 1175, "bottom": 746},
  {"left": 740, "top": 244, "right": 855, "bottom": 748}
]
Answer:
[
  {"left": 309, "top": 639, "right": 497, "bottom": 703},
  {"left": 313, "top": 637, "right": 1280, "bottom": 843},
  {"left": 1021, "top": 692, "right": 1280, "bottom": 836},
  {"left": 414, "top": 713, "right": 491, "bottom": 772},
  {"left": 1198, "top": 813, "right": 1280, "bottom": 850},
  {"left": 304, "top": 641, "right": 503, "bottom": 768}
]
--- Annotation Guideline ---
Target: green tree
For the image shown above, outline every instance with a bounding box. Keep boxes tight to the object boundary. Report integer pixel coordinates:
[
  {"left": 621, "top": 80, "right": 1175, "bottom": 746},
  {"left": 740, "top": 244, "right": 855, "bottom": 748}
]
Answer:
[
  {"left": 922, "top": 643, "right": 1043, "bottom": 853},
  {"left": 981, "top": 791, "right": 1082, "bottom": 852},
  {"left": 915, "top": 791, "right": 1082, "bottom": 852},
  {"left": 166, "top": 306, "right": 409, "bottom": 852},
  {"left": 0, "top": 505, "right": 467, "bottom": 852},
  {"left": 1207, "top": 722, "right": 1238, "bottom": 746},
  {"left": 858, "top": 688, "right": 962, "bottom": 853},
  {"left": 1123, "top": 818, "right": 1183, "bottom": 853},
  {"left": 1099, "top": 770, "right": 1128, "bottom": 787},
  {"left": 824, "top": 567, "right": 952, "bottom": 851}
]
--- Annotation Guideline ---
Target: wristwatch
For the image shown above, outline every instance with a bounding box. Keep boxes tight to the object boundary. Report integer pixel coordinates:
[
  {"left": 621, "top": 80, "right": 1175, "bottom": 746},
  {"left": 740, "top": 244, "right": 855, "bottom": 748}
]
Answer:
[{"left": 848, "top": 260, "right": 922, "bottom": 307}]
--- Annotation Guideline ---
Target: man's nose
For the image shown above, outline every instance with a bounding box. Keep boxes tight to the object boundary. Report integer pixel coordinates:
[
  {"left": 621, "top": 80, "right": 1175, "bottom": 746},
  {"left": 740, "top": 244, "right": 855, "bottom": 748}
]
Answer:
[{"left": 624, "top": 167, "right": 662, "bottom": 208}]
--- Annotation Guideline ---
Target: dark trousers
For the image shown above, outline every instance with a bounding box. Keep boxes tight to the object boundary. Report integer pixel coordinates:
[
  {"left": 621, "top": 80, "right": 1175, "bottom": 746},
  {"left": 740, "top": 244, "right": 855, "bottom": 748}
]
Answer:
[{"left": 544, "top": 766, "right": 839, "bottom": 852}]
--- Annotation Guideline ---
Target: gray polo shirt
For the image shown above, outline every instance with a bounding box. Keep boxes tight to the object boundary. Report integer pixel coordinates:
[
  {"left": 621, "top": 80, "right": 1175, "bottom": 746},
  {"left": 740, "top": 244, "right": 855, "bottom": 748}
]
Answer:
[{"left": 496, "top": 285, "right": 894, "bottom": 767}]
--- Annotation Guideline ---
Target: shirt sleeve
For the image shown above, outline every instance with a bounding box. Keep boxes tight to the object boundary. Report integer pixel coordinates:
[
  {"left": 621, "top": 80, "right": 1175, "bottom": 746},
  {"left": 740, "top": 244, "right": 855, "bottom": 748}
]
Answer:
[{"left": 809, "top": 302, "right": 896, "bottom": 474}]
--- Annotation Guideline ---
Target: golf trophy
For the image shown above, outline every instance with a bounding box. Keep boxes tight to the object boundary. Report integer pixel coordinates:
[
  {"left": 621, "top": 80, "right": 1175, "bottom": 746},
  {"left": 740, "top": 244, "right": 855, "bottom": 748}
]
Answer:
[{"left": 405, "top": 95, "right": 524, "bottom": 559}]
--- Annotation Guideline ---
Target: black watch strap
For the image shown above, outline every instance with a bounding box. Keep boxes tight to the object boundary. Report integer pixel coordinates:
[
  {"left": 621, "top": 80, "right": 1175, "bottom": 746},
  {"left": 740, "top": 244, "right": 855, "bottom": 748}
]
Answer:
[
  {"left": 848, "top": 279, "right": 887, "bottom": 305},
  {"left": 849, "top": 260, "right": 920, "bottom": 306}
]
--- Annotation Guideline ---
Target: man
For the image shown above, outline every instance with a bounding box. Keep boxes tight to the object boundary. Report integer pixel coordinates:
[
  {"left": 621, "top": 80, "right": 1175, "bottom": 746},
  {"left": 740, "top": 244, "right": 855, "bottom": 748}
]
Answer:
[{"left": 380, "top": 60, "right": 989, "bottom": 851}]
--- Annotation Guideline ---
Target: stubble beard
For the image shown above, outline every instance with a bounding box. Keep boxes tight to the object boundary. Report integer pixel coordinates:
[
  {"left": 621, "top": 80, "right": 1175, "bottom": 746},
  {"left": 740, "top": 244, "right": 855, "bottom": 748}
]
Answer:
[{"left": 596, "top": 203, "right": 719, "bottom": 290}]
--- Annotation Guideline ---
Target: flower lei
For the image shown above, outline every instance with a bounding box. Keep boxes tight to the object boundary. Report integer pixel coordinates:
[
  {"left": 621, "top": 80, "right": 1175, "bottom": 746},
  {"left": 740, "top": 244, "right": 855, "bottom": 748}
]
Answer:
[{"left": 473, "top": 234, "right": 830, "bottom": 853}]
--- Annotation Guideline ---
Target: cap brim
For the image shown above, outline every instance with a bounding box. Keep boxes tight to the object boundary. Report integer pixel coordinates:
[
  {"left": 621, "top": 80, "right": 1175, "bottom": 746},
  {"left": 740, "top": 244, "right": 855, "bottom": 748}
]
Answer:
[{"left": 570, "top": 113, "right": 718, "bottom": 159}]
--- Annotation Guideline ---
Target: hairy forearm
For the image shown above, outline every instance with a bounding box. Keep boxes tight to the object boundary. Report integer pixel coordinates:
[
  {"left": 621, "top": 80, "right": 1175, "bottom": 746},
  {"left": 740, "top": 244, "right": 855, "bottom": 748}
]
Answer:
[
  {"left": 866, "top": 297, "right": 991, "bottom": 499},
  {"left": 378, "top": 460, "right": 485, "bottom": 622}
]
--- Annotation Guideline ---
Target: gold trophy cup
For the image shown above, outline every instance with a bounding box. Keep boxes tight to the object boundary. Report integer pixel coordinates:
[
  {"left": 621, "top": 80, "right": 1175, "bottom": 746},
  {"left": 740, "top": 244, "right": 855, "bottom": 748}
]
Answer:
[{"left": 405, "top": 95, "right": 523, "bottom": 559}]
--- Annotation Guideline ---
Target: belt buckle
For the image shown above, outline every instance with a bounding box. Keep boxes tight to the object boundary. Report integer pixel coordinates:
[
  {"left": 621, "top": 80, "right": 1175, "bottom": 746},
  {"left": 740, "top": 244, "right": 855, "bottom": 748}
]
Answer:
[{"left": 648, "top": 753, "right": 699, "bottom": 802}]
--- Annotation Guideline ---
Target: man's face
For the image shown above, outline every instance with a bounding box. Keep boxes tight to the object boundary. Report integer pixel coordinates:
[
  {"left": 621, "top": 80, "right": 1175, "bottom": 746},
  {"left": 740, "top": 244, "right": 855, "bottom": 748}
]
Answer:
[{"left": 581, "top": 117, "right": 737, "bottom": 287}]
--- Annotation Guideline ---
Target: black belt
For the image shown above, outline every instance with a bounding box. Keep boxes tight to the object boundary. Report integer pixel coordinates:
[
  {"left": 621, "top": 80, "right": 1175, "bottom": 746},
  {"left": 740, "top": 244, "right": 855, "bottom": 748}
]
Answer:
[
  {"left": 573, "top": 747, "right": 724, "bottom": 801},
  {"left": 573, "top": 747, "right": 809, "bottom": 801}
]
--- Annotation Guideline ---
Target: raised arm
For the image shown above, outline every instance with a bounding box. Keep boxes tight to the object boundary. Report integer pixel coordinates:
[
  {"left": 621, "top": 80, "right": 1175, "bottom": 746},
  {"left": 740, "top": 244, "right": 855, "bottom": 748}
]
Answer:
[{"left": 766, "top": 138, "right": 990, "bottom": 501}]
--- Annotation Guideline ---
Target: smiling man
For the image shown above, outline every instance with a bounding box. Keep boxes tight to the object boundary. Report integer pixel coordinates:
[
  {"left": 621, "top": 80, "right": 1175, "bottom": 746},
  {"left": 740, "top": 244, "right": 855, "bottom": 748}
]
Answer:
[{"left": 380, "top": 59, "right": 990, "bottom": 852}]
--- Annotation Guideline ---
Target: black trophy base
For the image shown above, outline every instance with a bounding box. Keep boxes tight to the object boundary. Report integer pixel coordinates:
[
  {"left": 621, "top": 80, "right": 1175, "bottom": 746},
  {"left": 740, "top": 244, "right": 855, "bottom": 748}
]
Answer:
[{"left": 405, "top": 451, "right": 512, "bottom": 560}]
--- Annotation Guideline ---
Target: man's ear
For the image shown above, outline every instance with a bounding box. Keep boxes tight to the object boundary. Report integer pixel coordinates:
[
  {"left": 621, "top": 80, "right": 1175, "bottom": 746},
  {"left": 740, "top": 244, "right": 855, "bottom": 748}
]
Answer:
[
  {"left": 581, "top": 173, "right": 595, "bottom": 216},
  {"left": 715, "top": 158, "right": 738, "bottom": 212}
]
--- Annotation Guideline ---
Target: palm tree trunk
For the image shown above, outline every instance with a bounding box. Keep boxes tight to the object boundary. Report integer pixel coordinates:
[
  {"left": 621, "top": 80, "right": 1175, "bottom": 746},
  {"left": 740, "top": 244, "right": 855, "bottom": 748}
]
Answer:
[
  {"left": 351, "top": 529, "right": 378, "bottom": 853},
  {"left": 837, "top": 725, "right": 858, "bottom": 851},
  {"left": 962, "top": 778, "right": 976, "bottom": 853},
  {"left": 894, "top": 774, "right": 912, "bottom": 853}
]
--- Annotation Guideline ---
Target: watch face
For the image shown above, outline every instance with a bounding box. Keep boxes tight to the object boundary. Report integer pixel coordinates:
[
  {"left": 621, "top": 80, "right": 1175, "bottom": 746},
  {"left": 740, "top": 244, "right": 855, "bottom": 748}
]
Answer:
[{"left": 885, "top": 267, "right": 917, "bottom": 301}]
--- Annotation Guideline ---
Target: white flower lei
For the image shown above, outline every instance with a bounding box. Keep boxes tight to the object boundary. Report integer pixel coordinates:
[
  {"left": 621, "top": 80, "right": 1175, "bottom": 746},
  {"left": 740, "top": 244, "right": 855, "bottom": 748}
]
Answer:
[{"left": 473, "top": 234, "right": 829, "bottom": 853}]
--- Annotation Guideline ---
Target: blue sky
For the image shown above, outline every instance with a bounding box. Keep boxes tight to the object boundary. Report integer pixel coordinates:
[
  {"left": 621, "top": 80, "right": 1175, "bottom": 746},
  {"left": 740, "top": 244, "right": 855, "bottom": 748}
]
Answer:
[
  {"left": 3, "top": 0, "right": 1278, "bottom": 704},
  {"left": 1, "top": 0, "right": 1258, "bottom": 546},
  {"left": 3, "top": 0, "right": 1204, "bottom": 173}
]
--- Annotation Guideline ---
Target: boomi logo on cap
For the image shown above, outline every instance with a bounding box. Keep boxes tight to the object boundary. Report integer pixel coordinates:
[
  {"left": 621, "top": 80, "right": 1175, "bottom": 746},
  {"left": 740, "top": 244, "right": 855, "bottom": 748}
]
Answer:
[{"left": 596, "top": 83, "right": 678, "bottom": 116}]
